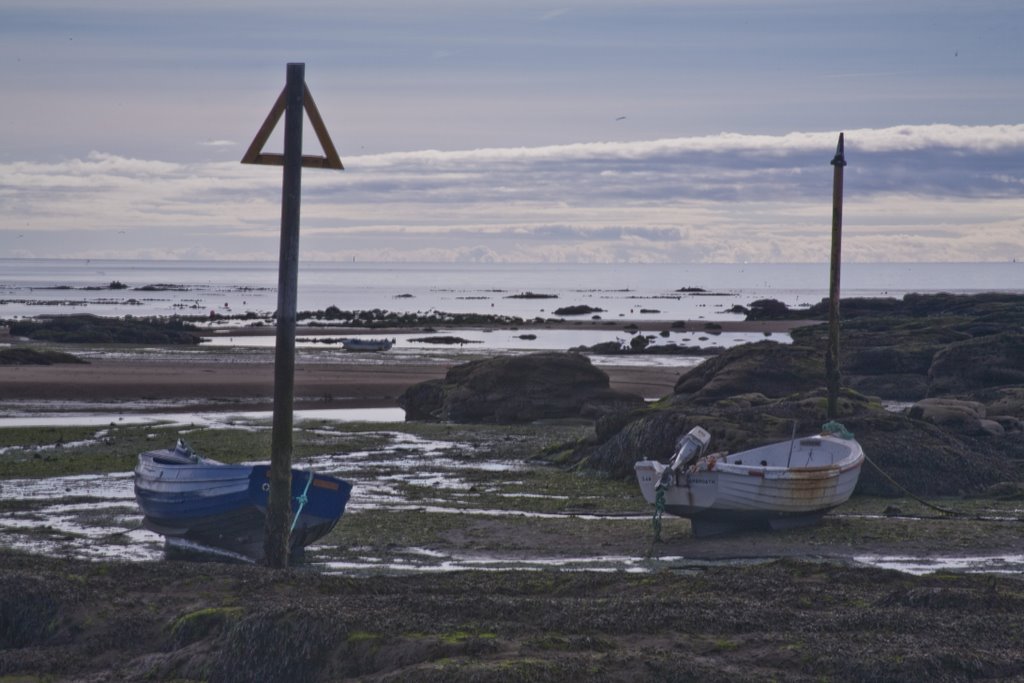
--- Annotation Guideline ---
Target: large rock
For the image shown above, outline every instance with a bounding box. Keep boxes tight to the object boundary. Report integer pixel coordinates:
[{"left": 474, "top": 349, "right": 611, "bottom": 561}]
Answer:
[
  {"left": 844, "top": 374, "right": 929, "bottom": 402},
  {"left": 908, "top": 398, "right": 987, "bottom": 433},
  {"left": 927, "top": 332, "right": 1024, "bottom": 396},
  {"left": 843, "top": 345, "right": 936, "bottom": 376},
  {"left": 567, "top": 292, "right": 1024, "bottom": 498},
  {"left": 673, "top": 342, "right": 824, "bottom": 402},
  {"left": 0, "top": 347, "right": 87, "bottom": 365},
  {"left": 983, "top": 387, "right": 1024, "bottom": 417},
  {"left": 573, "top": 393, "right": 1019, "bottom": 497},
  {"left": 8, "top": 314, "right": 202, "bottom": 345},
  {"left": 398, "top": 352, "right": 645, "bottom": 424}
]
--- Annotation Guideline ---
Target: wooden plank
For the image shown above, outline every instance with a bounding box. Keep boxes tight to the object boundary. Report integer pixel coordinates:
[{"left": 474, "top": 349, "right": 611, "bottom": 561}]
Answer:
[
  {"left": 303, "top": 84, "right": 344, "bottom": 170},
  {"left": 241, "top": 88, "right": 286, "bottom": 165},
  {"left": 250, "top": 153, "right": 339, "bottom": 169}
]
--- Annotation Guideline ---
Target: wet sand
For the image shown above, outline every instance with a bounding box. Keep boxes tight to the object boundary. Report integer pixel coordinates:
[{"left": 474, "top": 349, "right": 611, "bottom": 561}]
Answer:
[
  {"left": 3, "top": 316, "right": 792, "bottom": 410},
  {"left": 0, "top": 353, "right": 682, "bottom": 410}
]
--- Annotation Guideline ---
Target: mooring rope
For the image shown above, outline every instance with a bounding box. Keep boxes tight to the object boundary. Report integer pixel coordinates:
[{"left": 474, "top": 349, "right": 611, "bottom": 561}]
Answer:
[
  {"left": 651, "top": 482, "right": 667, "bottom": 543},
  {"left": 862, "top": 453, "right": 966, "bottom": 517},
  {"left": 821, "top": 420, "right": 967, "bottom": 516},
  {"left": 289, "top": 469, "right": 316, "bottom": 533}
]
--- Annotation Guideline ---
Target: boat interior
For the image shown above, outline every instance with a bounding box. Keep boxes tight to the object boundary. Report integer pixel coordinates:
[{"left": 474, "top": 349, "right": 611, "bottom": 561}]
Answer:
[{"left": 716, "top": 436, "right": 853, "bottom": 469}]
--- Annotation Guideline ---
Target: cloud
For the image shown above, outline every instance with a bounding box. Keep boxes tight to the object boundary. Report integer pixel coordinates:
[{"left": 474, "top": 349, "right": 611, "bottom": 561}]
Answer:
[
  {"left": 540, "top": 8, "right": 569, "bottom": 21},
  {"left": 2, "top": 124, "right": 1023, "bottom": 263}
]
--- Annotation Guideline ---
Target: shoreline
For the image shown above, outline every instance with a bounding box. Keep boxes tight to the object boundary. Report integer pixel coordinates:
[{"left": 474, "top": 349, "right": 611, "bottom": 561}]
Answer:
[
  {"left": 0, "top": 317, "right": 805, "bottom": 411},
  {"left": 207, "top": 316, "right": 815, "bottom": 337},
  {"left": 0, "top": 356, "right": 683, "bottom": 411}
]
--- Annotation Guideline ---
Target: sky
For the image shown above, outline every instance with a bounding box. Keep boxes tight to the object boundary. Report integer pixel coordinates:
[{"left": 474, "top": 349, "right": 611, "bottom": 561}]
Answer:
[{"left": 2, "top": 0, "right": 1023, "bottom": 264}]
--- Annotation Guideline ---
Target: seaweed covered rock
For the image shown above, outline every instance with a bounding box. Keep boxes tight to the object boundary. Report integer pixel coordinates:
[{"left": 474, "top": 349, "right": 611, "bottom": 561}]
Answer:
[
  {"left": 0, "top": 571, "right": 79, "bottom": 648},
  {"left": 927, "top": 332, "right": 1024, "bottom": 396},
  {"left": 908, "top": 398, "right": 988, "bottom": 432},
  {"left": 0, "top": 347, "right": 87, "bottom": 365},
  {"left": 552, "top": 304, "right": 604, "bottom": 316},
  {"left": 398, "top": 352, "right": 644, "bottom": 424},
  {"left": 754, "top": 291, "right": 1024, "bottom": 323},
  {"left": 573, "top": 393, "right": 1019, "bottom": 497},
  {"left": 567, "top": 292, "right": 1024, "bottom": 500},
  {"left": 673, "top": 342, "right": 824, "bottom": 402},
  {"left": 576, "top": 389, "right": 874, "bottom": 481},
  {"left": 785, "top": 304, "right": 1024, "bottom": 404},
  {"left": 8, "top": 314, "right": 202, "bottom": 345}
]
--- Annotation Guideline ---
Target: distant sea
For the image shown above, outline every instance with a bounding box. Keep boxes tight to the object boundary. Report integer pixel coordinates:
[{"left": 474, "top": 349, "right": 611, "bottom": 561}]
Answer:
[{"left": 2, "top": 259, "right": 1021, "bottom": 322}]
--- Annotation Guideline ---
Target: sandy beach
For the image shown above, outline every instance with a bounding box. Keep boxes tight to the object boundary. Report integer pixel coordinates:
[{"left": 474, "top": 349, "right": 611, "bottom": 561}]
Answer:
[
  {"left": 1, "top": 317, "right": 809, "bottom": 411},
  {"left": 0, "top": 348, "right": 682, "bottom": 410}
]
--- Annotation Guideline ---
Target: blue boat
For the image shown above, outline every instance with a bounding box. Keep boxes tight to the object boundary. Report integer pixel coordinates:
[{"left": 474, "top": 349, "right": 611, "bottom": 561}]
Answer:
[{"left": 134, "top": 440, "right": 353, "bottom": 562}]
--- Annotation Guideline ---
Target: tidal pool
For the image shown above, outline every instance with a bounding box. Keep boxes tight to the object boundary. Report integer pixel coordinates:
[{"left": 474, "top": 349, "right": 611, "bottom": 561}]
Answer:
[{"left": 3, "top": 418, "right": 1021, "bottom": 577}]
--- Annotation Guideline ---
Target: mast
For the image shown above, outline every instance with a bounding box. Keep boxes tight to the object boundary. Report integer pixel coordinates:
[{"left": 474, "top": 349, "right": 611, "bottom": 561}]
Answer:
[{"left": 826, "top": 133, "right": 846, "bottom": 420}]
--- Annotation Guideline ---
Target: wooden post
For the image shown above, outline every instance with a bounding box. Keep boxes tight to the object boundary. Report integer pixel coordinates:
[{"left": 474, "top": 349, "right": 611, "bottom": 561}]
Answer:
[
  {"left": 242, "top": 63, "right": 342, "bottom": 568},
  {"left": 826, "top": 133, "right": 846, "bottom": 420},
  {"left": 264, "top": 62, "right": 306, "bottom": 568}
]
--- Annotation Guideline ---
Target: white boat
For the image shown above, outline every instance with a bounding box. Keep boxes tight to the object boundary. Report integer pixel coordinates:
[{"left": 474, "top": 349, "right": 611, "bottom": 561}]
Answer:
[
  {"left": 340, "top": 338, "right": 394, "bottom": 352},
  {"left": 635, "top": 424, "right": 864, "bottom": 537}
]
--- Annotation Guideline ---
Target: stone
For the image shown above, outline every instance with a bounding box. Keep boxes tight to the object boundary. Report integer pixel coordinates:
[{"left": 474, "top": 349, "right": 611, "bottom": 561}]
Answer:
[
  {"left": 845, "top": 374, "right": 928, "bottom": 402},
  {"left": 908, "top": 398, "right": 986, "bottom": 433},
  {"left": 928, "top": 332, "right": 1024, "bottom": 396},
  {"left": 978, "top": 419, "right": 1006, "bottom": 437},
  {"left": 398, "top": 351, "right": 645, "bottom": 424},
  {"left": 673, "top": 342, "right": 823, "bottom": 402}
]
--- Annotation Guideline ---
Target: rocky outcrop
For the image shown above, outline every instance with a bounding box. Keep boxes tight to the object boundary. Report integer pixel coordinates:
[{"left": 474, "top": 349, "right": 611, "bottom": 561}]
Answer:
[
  {"left": 399, "top": 352, "right": 645, "bottom": 424},
  {"left": 908, "top": 397, "right": 1023, "bottom": 437},
  {"left": 784, "top": 298, "right": 1024, "bottom": 405},
  {"left": 572, "top": 388, "right": 1021, "bottom": 497},
  {"left": 8, "top": 315, "right": 202, "bottom": 345},
  {"left": 672, "top": 342, "right": 823, "bottom": 402},
  {"left": 744, "top": 291, "right": 1024, "bottom": 323},
  {"left": 0, "top": 347, "right": 87, "bottom": 365},
  {"left": 928, "top": 332, "right": 1024, "bottom": 396},
  {"left": 569, "top": 293, "right": 1024, "bottom": 497}
]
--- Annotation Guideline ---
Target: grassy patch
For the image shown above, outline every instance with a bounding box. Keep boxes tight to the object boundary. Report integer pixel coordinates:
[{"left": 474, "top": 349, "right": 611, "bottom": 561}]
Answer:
[
  {"left": 0, "top": 424, "right": 180, "bottom": 478},
  {"left": 170, "top": 606, "right": 243, "bottom": 647},
  {"left": 323, "top": 510, "right": 470, "bottom": 549}
]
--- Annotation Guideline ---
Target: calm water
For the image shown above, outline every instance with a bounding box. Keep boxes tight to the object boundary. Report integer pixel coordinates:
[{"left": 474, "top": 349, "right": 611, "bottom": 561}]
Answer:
[{"left": 2, "top": 259, "right": 1021, "bottom": 321}]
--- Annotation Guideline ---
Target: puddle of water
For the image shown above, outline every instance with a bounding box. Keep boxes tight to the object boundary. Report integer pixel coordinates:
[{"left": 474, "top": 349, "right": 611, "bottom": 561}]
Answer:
[
  {"left": 0, "top": 430, "right": 539, "bottom": 564},
  {"left": 0, "top": 471, "right": 134, "bottom": 501},
  {"left": 0, "top": 407, "right": 406, "bottom": 429},
  {"left": 318, "top": 551, "right": 656, "bottom": 575},
  {"left": 854, "top": 554, "right": 1024, "bottom": 575},
  {"left": 5, "top": 425, "right": 1023, "bottom": 577}
]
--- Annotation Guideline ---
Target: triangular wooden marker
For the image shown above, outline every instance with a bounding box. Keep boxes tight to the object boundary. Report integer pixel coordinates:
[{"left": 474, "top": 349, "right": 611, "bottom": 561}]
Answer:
[{"left": 241, "top": 84, "right": 343, "bottom": 170}]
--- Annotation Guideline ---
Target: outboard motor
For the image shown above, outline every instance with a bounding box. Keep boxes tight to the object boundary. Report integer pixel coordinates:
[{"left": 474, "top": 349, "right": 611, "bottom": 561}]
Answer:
[{"left": 658, "top": 426, "right": 712, "bottom": 487}]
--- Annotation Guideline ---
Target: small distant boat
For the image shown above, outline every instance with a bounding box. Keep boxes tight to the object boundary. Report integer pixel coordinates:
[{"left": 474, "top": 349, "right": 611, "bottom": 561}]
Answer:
[
  {"left": 341, "top": 337, "right": 394, "bottom": 352},
  {"left": 635, "top": 424, "right": 864, "bottom": 537},
  {"left": 134, "top": 441, "right": 353, "bottom": 562}
]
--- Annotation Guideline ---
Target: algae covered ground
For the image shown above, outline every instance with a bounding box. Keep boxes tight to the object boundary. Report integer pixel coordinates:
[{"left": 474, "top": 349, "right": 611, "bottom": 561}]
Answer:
[{"left": 2, "top": 418, "right": 1024, "bottom": 681}]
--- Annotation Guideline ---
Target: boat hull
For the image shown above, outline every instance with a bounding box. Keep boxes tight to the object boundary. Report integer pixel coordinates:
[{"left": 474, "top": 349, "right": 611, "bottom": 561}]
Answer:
[
  {"left": 635, "top": 434, "right": 863, "bottom": 537},
  {"left": 341, "top": 338, "right": 393, "bottom": 352},
  {"left": 134, "top": 446, "right": 352, "bottom": 562}
]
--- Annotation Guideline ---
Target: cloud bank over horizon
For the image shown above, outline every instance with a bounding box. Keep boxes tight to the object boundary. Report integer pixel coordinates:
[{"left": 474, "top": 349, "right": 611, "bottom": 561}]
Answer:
[{"left": 2, "top": 123, "right": 1023, "bottom": 264}]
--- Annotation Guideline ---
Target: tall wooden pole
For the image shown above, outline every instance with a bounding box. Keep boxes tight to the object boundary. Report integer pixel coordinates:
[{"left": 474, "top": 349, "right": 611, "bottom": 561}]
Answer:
[
  {"left": 826, "top": 133, "right": 846, "bottom": 420},
  {"left": 264, "top": 63, "right": 306, "bottom": 568}
]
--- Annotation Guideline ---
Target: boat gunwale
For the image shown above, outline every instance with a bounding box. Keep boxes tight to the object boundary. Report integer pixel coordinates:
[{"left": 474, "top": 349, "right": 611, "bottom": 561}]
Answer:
[{"left": 712, "top": 453, "right": 863, "bottom": 479}]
